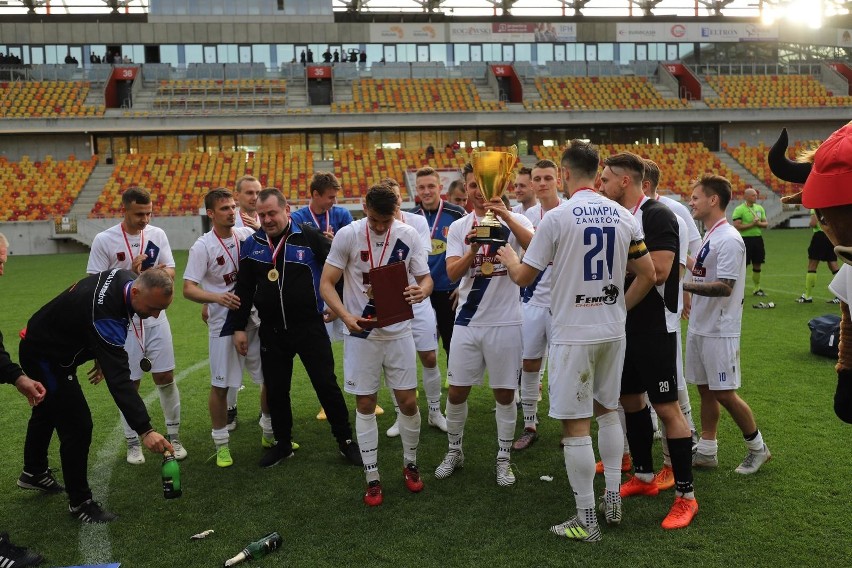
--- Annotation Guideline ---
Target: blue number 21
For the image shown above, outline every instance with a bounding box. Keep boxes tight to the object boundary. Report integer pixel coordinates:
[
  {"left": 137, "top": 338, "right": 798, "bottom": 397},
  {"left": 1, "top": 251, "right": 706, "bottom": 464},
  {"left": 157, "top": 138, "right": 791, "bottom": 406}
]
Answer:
[{"left": 583, "top": 226, "right": 615, "bottom": 281}]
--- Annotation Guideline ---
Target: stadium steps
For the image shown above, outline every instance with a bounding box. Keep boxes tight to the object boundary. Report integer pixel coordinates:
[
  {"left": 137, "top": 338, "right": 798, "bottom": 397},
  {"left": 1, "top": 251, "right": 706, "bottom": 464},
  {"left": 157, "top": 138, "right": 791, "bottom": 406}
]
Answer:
[
  {"left": 474, "top": 80, "right": 501, "bottom": 104},
  {"left": 287, "top": 82, "right": 310, "bottom": 108},
  {"left": 715, "top": 150, "right": 789, "bottom": 228},
  {"left": 652, "top": 81, "right": 680, "bottom": 100},
  {"left": 68, "top": 161, "right": 115, "bottom": 218},
  {"left": 84, "top": 87, "right": 105, "bottom": 108},
  {"left": 332, "top": 78, "right": 353, "bottom": 104}
]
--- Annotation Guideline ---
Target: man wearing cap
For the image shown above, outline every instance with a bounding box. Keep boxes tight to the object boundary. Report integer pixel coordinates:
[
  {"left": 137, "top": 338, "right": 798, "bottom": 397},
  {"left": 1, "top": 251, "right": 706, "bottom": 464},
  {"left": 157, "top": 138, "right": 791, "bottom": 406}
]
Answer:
[{"left": 731, "top": 188, "right": 768, "bottom": 297}]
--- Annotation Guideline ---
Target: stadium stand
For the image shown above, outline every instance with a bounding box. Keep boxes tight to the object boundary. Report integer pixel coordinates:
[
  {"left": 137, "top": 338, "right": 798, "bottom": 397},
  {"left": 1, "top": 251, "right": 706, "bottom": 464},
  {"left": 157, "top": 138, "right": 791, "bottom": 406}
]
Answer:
[
  {"left": 331, "top": 78, "right": 504, "bottom": 113},
  {"left": 534, "top": 142, "right": 745, "bottom": 198},
  {"left": 704, "top": 75, "right": 852, "bottom": 109},
  {"left": 723, "top": 139, "right": 821, "bottom": 197},
  {"left": 524, "top": 76, "right": 689, "bottom": 111},
  {"left": 0, "top": 80, "right": 104, "bottom": 118},
  {"left": 91, "top": 151, "right": 313, "bottom": 217},
  {"left": 151, "top": 78, "right": 290, "bottom": 113},
  {"left": 0, "top": 155, "right": 97, "bottom": 221}
]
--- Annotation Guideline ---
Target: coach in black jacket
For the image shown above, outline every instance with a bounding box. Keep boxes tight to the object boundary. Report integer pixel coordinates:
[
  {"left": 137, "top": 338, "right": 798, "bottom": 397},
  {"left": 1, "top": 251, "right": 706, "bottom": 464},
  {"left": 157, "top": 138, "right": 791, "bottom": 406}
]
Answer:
[
  {"left": 228, "top": 188, "right": 361, "bottom": 468},
  {"left": 19, "top": 268, "right": 174, "bottom": 522}
]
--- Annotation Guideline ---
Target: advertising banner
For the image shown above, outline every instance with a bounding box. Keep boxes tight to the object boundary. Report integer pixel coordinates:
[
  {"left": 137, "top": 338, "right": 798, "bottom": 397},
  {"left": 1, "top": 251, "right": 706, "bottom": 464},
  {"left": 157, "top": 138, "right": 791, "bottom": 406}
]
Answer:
[
  {"left": 370, "top": 23, "right": 446, "bottom": 43},
  {"left": 616, "top": 22, "right": 778, "bottom": 43},
  {"left": 450, "top": 22, "right": 575, "bottom": 43}
]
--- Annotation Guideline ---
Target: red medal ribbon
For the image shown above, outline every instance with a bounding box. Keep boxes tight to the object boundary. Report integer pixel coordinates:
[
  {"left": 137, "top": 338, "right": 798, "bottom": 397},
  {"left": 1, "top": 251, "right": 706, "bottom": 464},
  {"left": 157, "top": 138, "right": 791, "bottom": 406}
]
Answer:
[
  {"left": 121, "top": 224, "right": 144, "bottom": 268},
  {"left": 366, "top": 221, "right": 392, "bottom": 269}
]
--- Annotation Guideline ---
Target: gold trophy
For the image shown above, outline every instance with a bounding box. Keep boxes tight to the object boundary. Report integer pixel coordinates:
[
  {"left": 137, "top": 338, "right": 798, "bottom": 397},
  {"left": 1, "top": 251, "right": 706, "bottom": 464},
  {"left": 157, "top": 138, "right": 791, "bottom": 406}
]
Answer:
[{"left": 470, "top": 145, "right": 519, "bottom": 245}]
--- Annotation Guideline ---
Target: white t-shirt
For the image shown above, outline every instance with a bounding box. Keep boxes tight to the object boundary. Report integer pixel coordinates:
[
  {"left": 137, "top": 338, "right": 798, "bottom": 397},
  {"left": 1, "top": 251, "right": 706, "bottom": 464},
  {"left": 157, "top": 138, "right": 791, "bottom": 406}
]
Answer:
[
  {"left": 447, "top": 211, "right": 534, "bottom": 327},
  {"left": 523, "top": 190, "right": 644, "bottom": 345},
  {"left": 687, "top": 221, "right": 746, "bottom": 338},
  {"left": 521, "top": 200, "right": 563, "bottom": 308},
  {"left": 660, "top": 195, "right": 701, "bottom": 257},
  {"left": 87, "top": 223, "right": 175, "bottom": 327},
  {"left": 829, "top": 264, "right": 852, "bottom": 303},
  {"left": 184, "top": 227, "right": 258, "bottom": 337},
  {"left": 234, "top": 207, "right": 258, "bottom": 229},
  {"left": 325, "top": 218, "right": 430, "bottom": 340},
  {"left": 665, "top": 215, "right": 690, "bottom": 333},
  {"left": 400, "top": 211, "right": 432, "bottom": 285}
]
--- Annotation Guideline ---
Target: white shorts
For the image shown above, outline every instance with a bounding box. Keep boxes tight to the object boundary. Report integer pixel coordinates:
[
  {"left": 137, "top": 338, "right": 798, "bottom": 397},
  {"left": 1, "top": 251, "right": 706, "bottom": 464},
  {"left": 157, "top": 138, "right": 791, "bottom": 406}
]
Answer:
[
  {"left": 208, "top": 329, "right": 263, "bottom": 389},
  {"left": 521, "top": 303, "right": 551, "bottom": 360},
  {"left": 126, "top": 320, "right": 176, "bottom": 380},
  {"left": 325, "top": 318, "right": 345, "bottom": 343},
  {"left": 675, "top": 326, "right": 685, "bottom": 391},
  {"left": 548, "top": 340, "right": 625, "bottom": 420},
  {"left": 685, "top": 334, "right": 741, "bottom": 391},
  {"left": 343, "top": 335, "right": 417, "bottom": 395},
  {"left": 447, "top": 325, "right": 522, "bottom": 389},
  {"left": 411, "top": 300, "right": 439, "bottom": 352}
]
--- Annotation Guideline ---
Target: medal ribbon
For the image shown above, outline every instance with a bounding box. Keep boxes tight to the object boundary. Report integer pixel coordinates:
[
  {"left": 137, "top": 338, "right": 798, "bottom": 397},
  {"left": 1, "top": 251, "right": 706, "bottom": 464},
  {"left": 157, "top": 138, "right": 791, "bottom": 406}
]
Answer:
[
  {"left": 121, "top": 224, "right": 144, "bottom": 268},
  {"left": 631, "top": 195, "right": 647, "bottom": 216},
  {"left": 699, "top": 217, "right": 727, "bottom": 251},
  {"left": 366, "top": 222, "right": 392, "bottom": 269},
  {"left": 309, "top": 208, "right": 330, "bottom": 233},
  {"left": 215, "top": 231, "right": 240, "bottom": 272},
  {"left": 424, "top": 199, "right": 445, "bottom": 239},
  {"left": 266, "top": 228, "right": 288, "bottom": 269},
  {"left": 125, "top": 280, "right": 145, "bottom": 356}
]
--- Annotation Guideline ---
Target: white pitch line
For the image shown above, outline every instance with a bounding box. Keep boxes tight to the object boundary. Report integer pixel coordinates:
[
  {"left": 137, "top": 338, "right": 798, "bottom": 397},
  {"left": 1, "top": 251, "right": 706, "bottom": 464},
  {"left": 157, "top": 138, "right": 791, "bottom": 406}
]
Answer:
[{"left": 78, "top": 359, "right": 208, "bottom": 564}]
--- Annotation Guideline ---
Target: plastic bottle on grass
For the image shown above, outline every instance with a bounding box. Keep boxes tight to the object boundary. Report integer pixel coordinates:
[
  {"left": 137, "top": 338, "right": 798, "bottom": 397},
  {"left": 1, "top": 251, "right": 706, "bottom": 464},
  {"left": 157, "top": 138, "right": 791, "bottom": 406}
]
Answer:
[{"left": 223, "top": 532, "right": 283, "bottom": 566}]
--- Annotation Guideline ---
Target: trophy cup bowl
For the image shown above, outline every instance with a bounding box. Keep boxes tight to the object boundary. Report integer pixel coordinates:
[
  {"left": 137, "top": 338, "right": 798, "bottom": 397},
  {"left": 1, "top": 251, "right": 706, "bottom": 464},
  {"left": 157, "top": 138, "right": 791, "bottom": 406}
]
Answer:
[{"left": 470, "top": 145, "right": 518, "bottom": 245}]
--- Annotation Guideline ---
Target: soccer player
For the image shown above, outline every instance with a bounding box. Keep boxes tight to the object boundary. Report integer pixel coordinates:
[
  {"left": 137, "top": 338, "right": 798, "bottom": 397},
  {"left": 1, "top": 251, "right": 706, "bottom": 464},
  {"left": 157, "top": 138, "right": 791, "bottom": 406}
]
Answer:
[
  {"left": 228, "top": 189, "right": 362, "bottom": 469},
  {"left": 511, "top": 166, "right": 536, "bottom": 214},
  {"left": 411, "top": 167, "right": 467, "bottom": 357},
  {"left": 498, "top": 140, "right": 656, "bottom": 542},
  {"left": 86, "top": 187, "right": 185, "bottom": 464},
  {"left": 446, "top": 179, "right": 468, "bottom": 209},
  {"left": 797, "top": 209, "right": 841, "bottom": 303},
  {"left": 183, "top": 188, "right": 268, "bottom": 468},
  {"left": 599, "top": 152, "right": 698, "bottom": 530},
  {"left": 513, "top": 159, "right": 563, "bottom": 451},
  {"left": 319, "top": 184, "right": 433, "bottom": 506},
  {"left": 732, "top": 187, "right": 768, "bottom": 297},
  {"left": 383, "top": 178, "right": 447, "bottom": 435},
  {"left": 685, "top": 175, "right": 771, "bottom": 474},
  {"left": 433, "top": 161, "right": 534, "bottom": 487}
]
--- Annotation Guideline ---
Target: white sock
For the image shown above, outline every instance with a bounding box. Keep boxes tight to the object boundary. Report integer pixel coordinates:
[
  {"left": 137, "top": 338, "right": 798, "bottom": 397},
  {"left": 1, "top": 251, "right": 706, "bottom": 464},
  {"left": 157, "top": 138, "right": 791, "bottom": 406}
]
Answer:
[
  {"left": 745, "top": 429, "right": 765, "bottom": 452},
  {"left": 259, "top": 413, "right": 274, "bottom": 439},
  {"left": 616, "top": 403, "right": 629, "bottom": 454},
  {"left": 227, "top": 386, "right": 238, "bottom": 409},
  {"left": 390, "top": 391, "right": 400, "bottom": 418},
  {"left": 445, "top": 400, "right": 468, "bottom": 452},
  {"left": 120, "top": 412, "right": 139, "bottom": 445},
  {"left": 697, "top": 437, "right": 718, "bottom": 455},
  {"left": 397, "top": 410, "right": 421, "bottom": 465},
  {"left": 157, "top": 381, "right": 181, "bottom": 437},
  {"left": 422, "top": 366, "right": 442, "bottom": 413},
  {"left": 562, "top": 436, "right": 597, "bottom": 525},
  {"left": 211, "top": 427, "right": 229, "bottom": 448},
  {"left": 660, "top": 419, "right": 671, "bottom": 466},
  {"left": 356, "top": 411, "right": 379, "bottom": 482},
  {"left": 678, "top": 387, "right": 696, "bottom": 433},
  {"left": 596, "top": 412, "right": 623, "bottom": 495},
  {"left": 495, "top": 401, "right": 516, "bottom": 460},
  {"left": 647, "top": 394, "right": 659, "bottom": 432},
  {"left": 520, "top": 371, "right": 540, "bottom": 429}
]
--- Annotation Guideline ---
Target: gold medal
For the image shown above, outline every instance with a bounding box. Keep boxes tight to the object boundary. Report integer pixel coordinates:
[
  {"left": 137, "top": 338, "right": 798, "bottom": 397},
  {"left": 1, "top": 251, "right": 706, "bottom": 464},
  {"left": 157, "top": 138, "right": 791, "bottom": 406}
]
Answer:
[
  {"left": 268, "top": 268, "right": 279, "bottom": 281},
  {"left": 365, "top": 285, "right": 374, "bottom": 300},
  {"left": 430, "top": 238, "right": 447, "bottom": 256},
  {"left": 481, "top": 261, "right": 494, "bottom": 276}
]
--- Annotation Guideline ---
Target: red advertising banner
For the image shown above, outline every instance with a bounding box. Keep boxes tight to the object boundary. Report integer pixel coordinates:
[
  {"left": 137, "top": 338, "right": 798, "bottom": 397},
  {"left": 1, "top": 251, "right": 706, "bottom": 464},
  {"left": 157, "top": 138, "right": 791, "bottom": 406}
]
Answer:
[{"left": 307, "top": 65, "right": 331, "bottom": 79}]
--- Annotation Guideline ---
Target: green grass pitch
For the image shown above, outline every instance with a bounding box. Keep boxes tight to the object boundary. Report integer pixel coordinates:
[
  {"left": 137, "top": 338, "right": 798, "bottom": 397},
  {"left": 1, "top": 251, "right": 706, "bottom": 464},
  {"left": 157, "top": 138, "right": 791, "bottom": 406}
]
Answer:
[{"left": 0, "top": 228, "right": 850, "bottom": 567}]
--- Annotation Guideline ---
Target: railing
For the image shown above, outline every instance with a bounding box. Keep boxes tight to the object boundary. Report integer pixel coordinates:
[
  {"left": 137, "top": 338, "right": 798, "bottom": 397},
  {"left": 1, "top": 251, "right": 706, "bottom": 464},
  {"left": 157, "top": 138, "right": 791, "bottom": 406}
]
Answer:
[{"left": 693, "top": 62, "right": 825, "bottom": 76}]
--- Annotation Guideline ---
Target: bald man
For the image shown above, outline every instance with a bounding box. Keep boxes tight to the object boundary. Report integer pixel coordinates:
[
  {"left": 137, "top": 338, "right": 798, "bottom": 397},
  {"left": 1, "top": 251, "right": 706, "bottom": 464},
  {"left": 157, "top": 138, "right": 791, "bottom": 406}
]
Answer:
[{"left": 731, "top": 188, "right": 768, "bottom": 297}]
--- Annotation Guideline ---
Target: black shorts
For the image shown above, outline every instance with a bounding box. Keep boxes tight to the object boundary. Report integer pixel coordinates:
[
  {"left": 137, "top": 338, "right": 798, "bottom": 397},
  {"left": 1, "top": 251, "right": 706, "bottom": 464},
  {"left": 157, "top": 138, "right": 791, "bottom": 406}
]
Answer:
[
  {"left": 742, "top": 236, "right": 766, "bottom": 265},
  {"left": 621, "top": 332, "right": 678, "bottom": 404},
  {"left": 808, "top": 231, "right": 837, "bottom": 262}
]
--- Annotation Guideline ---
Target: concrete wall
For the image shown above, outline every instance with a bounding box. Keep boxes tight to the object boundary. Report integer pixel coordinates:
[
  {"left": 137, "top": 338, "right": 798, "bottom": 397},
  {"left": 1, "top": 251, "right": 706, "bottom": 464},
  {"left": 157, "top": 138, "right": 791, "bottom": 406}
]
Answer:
[
  {"left": 0, "top": 133, "right": 92, "bottom": 162},
  {"left": 3, "top": 215, "right": 204, "bottom": 256},
  {"left": 720, "top": 121, "right": 843, "bottom": 148}
]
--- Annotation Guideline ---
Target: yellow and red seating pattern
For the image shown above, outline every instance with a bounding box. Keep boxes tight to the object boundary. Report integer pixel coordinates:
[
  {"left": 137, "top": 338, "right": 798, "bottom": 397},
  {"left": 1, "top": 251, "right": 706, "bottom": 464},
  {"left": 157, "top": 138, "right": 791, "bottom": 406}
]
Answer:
[
  {"left": 91, "top": 151, "right": 313, "bottom": 217},
  {"left": 704, "top": 75, "right": 852, "bottom": 109},
  {"left": 0, "top": 155, "right": 97, "bottom": 221},
  {"left": 525, "top": 76, "right": 689, "bottom": 111},
  {"left": 152, "top": 79, "right": 289, "bottom": 111},
  {"left": 331, "top": 78, "right": 504, "bottom": 113},
  {"left": 534, "top": 142, "right": 745, "bottom": 198},
  {"left": 0, "top": 81, "right": 104, "bottom": 118},
  {"left": 723, "top": 139, "right": 821, "bottom": 197}
]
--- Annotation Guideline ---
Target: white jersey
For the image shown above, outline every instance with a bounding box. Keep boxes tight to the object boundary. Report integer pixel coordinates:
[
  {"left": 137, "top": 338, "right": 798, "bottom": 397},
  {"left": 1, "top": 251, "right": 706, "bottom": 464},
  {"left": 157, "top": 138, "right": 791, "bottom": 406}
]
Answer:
[
  {"left": 512, "top": 202, "right": 536, "bottom": 215},
  {"left": 325, "top": 217, "right": 430, "bottom": 340},
  {"left": 234, "top": 207, "right": 259, "bottom": 229},
  {"left": 521, "top": 200, "right": 564, "bottom": 308},
  {"left": 184, "top": 227, "right": 259, "bottom": 337},
  {"left": 688, "top": 221, "right": 746, "bottom": 338},
  {"left": 401, "top": 211, "right": 435, "bottom": 325},
  {"left": 447, "top": 211, "right": 534, "bottom": 327},
  {"left": 664, "top": 215, "right": 690, "bottom": 334},
  {"left": 87, "top": 223, "right": 175, "bottom": 328},
  {"left": 523, "top": 190, "right": 644, "bottom": 345},
  {"left": 660, "top": 195, "right": 701, "bottom": 257},
  {"left": 830, "top": 264, "right": 852, "bottom": 304}
]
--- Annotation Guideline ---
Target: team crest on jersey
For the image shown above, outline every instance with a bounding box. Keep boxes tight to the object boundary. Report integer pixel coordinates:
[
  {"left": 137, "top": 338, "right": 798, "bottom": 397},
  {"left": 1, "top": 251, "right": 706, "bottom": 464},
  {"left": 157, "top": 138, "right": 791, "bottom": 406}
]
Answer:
[
  {"left": 296, "top": 249, "right": 305, "bottom": 261},
  {"left": 442, "top": 226, "right": 449, "bottom": 238},
  {"left": 216, "top": 255, "right": 225, "bottom": 266},
  {"left": 116, "top": 252, "right": 126, "bottom": 262},
  {"left": 360, "top": 250, "right": 369, "bottom": 262},
  {"left": 395, "top": 248, "right": 405, "bottom": 260}
]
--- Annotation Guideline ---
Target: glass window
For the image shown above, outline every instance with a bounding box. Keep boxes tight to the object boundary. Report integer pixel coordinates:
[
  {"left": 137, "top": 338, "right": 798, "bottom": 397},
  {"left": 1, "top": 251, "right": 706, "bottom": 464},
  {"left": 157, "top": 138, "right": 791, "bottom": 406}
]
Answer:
[
  {"left": 30, "top": 46, "right": 44, "bottom": 65},
  {"left": 619, "top": 43, "right": 635, "bottom": 64},
  {"left": 430, "top": 44, "right": 447, "bottom": 64},
  {"left": 598, "top": 43, "right": 614, "bottom": 62},
  {"left": 566, "top": 44, "right": 579, "bottom": 61},
  {"left": 160, "top": 45, "right": 179, "bottom": 65},
  {"left": 554, "top": 44, "right": 565, "bottom": 61},
  {"left": 185, "top": 45, "right": 203, "bottom": 64},
  {"left": 679, "top": 43, "right": 694, "bottom": 59},
  {"left": 515, "top": 43, "right": 531, "bottom": 63},
  {"left": 366, "top": 45, "right": 383, "bottom": 66},
  {"left": 217, "top": 45, "right": 238, "bottom": 63},
  {"left": 585, "top": 44, "right": 597, "bottom": 61},
  {"left": 648, "top": 43, "right": 658, "bottom": 61},
  {"left": 537, "top": 43, "right": 553, "bottom": 64},
  {"left": 277, "top": 44, "right": 295, "bottom": 65},
  {"left": 252, "top": 45, "right": 271, "bottom": 67},
  {"left": 455, "top": 44, "right": 470, "bottom": 64}
]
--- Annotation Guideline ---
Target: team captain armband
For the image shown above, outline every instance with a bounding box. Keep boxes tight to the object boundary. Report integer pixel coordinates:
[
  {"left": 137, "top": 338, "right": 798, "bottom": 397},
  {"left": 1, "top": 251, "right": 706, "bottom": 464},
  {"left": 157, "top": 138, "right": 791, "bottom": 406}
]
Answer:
[{"left": 628, "top": 239, "right": 648, "bottom": 259}]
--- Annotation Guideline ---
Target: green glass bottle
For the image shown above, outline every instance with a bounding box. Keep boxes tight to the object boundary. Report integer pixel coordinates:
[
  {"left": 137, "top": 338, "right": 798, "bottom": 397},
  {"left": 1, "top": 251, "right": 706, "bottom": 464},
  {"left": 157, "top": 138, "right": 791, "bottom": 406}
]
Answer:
[
  {"left": 223, "top": 532, "right": 282, "bottom": 566},
  {"left": 161, "top": 450, "right": 182, "bottom": 499}
]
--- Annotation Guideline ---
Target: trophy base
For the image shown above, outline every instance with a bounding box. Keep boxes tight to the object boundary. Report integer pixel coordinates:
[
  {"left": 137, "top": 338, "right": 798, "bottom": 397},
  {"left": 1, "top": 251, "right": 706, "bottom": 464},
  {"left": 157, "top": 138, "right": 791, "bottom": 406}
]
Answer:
[{"left": 470, "top": 224, "right": 507, "bottom": 246}]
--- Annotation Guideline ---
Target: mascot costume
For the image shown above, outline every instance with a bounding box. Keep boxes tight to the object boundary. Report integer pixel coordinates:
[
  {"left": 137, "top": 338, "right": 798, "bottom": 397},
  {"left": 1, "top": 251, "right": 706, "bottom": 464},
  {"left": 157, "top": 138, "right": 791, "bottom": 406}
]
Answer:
[{"left": 769, "top": 125, "right": 852, "bottom": 423}]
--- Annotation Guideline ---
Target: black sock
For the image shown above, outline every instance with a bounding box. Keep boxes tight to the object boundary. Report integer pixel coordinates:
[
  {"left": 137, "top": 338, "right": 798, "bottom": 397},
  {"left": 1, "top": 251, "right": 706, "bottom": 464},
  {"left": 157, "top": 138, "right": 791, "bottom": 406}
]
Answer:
[
  {"left": 668, "top": 437, "right": 694, "bottom": 495},
  {"left": 744, "top": 429, "right": 759, "bottom": 442},
  {"left": 625, "top": 406, "right": 654, "bottom": 474}
]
